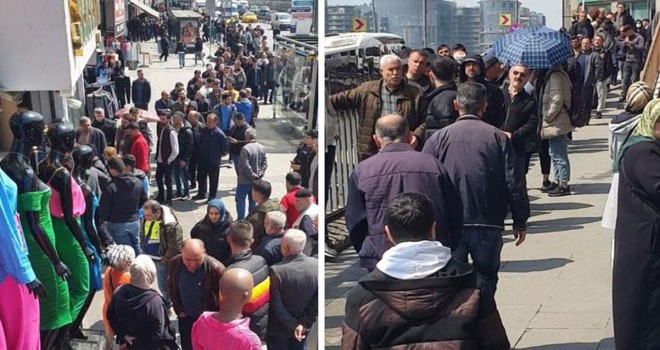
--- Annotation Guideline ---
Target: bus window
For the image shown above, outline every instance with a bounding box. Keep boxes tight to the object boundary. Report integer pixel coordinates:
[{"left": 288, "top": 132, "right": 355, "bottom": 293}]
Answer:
[{"left": 365, "top": 47, "right": 380, "bottom": 57}]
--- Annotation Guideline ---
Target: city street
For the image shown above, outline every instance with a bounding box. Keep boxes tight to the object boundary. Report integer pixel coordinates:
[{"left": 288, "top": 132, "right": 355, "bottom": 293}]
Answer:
[
  {"left": 324, "top": 89, "right": 623, "bottom": 349},
  {"left": 73, "top": 23, "right": 313, "bottom": 349}
]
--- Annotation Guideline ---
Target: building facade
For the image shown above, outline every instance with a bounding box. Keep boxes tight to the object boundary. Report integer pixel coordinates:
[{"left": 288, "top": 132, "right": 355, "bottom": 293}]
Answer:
[
  {"left": 479, "top": 0, "right": 519, "bottom": 52},
  {"left": 327, "top": 5, "right": 360, "bottom": 33},
  {"left": 454, "top": 6, "right": 481, "bottom": 53}
]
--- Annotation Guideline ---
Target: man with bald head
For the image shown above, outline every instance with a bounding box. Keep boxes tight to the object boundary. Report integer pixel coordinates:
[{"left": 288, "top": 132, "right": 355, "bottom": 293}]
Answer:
[
  {"left": 345, "top": 114, "right": 463, "bottom": 271},
  {"left": 331, "top": 54, "right": 429, "bottom": 161},
  {"left": 267, "top": 229, "right": 318, "bottom": 350},
  {"left": 168, "top": 239, "right": 225, "bottom": 350},
  {"left": 191, "top": 268, "right": 262, "bottom": 349}
]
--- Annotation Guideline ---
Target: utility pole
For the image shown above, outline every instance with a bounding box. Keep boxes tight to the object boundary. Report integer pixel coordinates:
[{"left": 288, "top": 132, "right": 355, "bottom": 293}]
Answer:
[
  {"left": 372, "top": 0, "right": 378, "bottom": 32},
  {"left": 422, "top": 0, "right": 427, "bottom": 47}
]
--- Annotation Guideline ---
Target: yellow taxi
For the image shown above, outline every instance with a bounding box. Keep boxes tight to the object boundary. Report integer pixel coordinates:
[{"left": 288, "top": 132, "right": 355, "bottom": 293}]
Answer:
[{"left": 242, "top": 11, "right": 258, "bottom": 23}]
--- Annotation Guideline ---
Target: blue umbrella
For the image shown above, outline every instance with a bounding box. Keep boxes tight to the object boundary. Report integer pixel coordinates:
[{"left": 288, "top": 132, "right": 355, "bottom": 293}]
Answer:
[{"left": 494, "top": 26, "right": 573, "bottom": 69}]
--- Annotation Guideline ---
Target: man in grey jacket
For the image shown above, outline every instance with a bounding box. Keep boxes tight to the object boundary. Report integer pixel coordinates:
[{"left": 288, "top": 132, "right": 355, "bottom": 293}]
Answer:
[
  {"left": 76, "top": 116, "right": 107, "bottom": 156},
  {"left": 577, "top": 37, "right": 603, "bottom": 120},
  {"left": 236, "top": 128, "right": 268, "bottom": 220},
  {"left": 616, "top": 24, "right": 645, "bottom": 101}
]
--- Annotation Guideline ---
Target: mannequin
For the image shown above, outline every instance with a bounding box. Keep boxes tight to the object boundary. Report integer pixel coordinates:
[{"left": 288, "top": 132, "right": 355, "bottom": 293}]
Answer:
[
  {"left": 37, "top": 123, "right": 93, "bottom": 331},
  {"left": 0, "top": 166, "right": 43, "bottom": 349},
  {"left": 0, "top": 111, "right": 72, "bottom": 349},
  {"left": 68, "top": 145, "right": 103, "bottom": 340}
]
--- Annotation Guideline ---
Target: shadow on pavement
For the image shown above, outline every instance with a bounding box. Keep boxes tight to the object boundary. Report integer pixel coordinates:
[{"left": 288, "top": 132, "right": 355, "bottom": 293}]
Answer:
[
  {"left": 527, "top": 216, "right": 602, "bottom": 234},
  {"left": 531, "top": 202, "right": 593, "bottom": 211},
  {"left": 570, "top": 183, "right": 612, "bottom": 195},
  {"left": 515, "top": 337, "right": 614, "bottom": 350},
  {"left": 500, "top": 258, "right": 573, "bottom": 273}
]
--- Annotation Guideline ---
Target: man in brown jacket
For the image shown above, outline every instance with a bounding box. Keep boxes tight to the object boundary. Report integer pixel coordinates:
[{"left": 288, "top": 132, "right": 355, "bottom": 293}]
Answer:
[
  {"left": 330, "top": 54, "right": 428, "bottom": 161},
  {"left": 342, "top": 193, "right": 509, "bottom": 349},
  {"left": 168, "top": 239, "right": 225, "bottom": 350},
  {"left": 140, "top": 199, "right": 183, "bottom": 308}
]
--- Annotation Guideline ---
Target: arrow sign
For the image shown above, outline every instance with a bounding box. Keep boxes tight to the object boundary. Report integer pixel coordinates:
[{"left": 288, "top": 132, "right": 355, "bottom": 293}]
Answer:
[
  {"left": 352, "top": 18, "right": 366, "bottom": 32},
  {"left": 499, "top": 13, "right": 511, "bottom": 26}
]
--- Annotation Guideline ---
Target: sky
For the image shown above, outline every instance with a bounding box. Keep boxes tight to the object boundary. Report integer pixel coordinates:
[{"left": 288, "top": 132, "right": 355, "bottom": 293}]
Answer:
[{"left": 327, "top": 0, "right": 563, "bottom": 29}]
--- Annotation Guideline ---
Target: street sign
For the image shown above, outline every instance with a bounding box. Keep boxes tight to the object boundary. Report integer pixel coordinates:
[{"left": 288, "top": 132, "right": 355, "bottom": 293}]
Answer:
[
  {"left": 352, "top": 17, "right": 366, "bottom": 32},
  {"left": 291, "top": 0, "right": 313, "bottom": 7},
  {"left": 499, "top": 13, "right": 512, "bottom": 26}
]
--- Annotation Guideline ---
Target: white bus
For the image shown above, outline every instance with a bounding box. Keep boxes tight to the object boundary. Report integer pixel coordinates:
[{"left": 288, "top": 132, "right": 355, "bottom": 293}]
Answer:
[{"left": 325, "top": 32, "right": 405, "bottom": 72}]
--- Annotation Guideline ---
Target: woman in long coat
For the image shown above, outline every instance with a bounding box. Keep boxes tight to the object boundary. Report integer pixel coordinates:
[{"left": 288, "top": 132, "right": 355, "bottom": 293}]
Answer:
[{"left": 613, "top": 98, "right": 660, "bottom": 348}]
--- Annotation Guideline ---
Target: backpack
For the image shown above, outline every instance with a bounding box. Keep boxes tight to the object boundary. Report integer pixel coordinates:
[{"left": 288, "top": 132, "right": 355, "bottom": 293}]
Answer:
[{"left": 566, "top": 57, "right": 590, "bottom": 128}]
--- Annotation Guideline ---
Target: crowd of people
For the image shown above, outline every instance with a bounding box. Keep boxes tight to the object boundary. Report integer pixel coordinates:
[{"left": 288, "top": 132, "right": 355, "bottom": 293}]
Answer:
[{"left": 327, "top": 3, "right": 660, "bottom": 347}]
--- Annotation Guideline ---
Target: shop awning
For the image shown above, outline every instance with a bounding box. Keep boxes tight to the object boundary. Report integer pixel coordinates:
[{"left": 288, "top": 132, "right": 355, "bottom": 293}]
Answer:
[{"left": 129, "top": 0, "right": 160, "bottom": 18}]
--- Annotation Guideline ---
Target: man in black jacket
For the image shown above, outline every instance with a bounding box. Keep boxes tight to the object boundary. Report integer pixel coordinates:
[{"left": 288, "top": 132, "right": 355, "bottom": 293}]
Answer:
[
  {"left": 75, "top": 116, "right": 107, "bottom": 157},
  {"left": 131, "top": 70, "right": 151, "bottom": 110},
  {"left": 187, "top": 111, "right": 205, "bottom": 190},
  {"left": 422, "top": 83, "right": 529, "bottom": 293},
  {"left": 425, "top": 56, "right": 458, "bottom": 139},
  {"left": 92, "top": 108, "right": 116, "bottom": 149},
  {"left": 255, "top": 211, "right": 286, "bottom": 266},
  {"left": 342, "top": 193, "right": 509, "bottom": 349},
  {"left": 226, "top": 220, "right": 270, "bottom": 341},
  {"left": 570, "top": 10, "right": 595, "bottom": 38},
  {"left": 500, "top": 64, "right": 539, "bottom": 175},
  {"left": 457, "top": 54, "right": 506, "bottom": 128},
  {"left": 155, "top": 90, "right": 174, "bottom": 112},
  {"left": 173, "top": 112, "right": 193, "bottom": 200},
  {"left": 267, "top": 229, "right": 317, "bottom": 350},
  {"left": 99, "top": 157, "right": 148, "bottom": 256}
]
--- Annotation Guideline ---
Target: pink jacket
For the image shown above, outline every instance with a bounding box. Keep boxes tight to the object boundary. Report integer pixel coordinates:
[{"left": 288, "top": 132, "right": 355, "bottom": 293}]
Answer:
[{"left": 192, "top": 312, "right": 261, "bottom": 350}]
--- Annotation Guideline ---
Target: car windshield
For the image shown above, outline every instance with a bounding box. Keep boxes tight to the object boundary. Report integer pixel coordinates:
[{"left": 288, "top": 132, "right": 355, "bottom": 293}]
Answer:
[{"left": 278, "top": 13, "right": 290, "bottom": 20}]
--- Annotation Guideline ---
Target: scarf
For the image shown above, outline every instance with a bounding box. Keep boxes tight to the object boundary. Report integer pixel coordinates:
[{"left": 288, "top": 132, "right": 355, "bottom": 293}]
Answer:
[
  {"left": 207, "top": 199, "right": 229, "bottom": 230},
  {"left": 615, "top": 98, "right": 660, "bottom": 171},
  {"left": 130, "top": 255, "right": 157, "bottom": 290}
]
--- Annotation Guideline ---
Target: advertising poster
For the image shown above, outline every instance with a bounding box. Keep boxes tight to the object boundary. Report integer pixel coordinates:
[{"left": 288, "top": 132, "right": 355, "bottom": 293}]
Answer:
[
  {"left": 115, "top": 0, "right": 127, "bottom": 36},
  {"left": 180, "top": 20, "right": 199, "bottom": 45}
]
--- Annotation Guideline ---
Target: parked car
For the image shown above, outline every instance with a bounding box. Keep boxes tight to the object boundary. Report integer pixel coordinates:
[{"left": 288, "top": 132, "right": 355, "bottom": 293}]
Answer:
[
  {"left": 271, "top": 12, "right": 291, "bottom": 30},
  {"left": 249, "top": 5, "right": 259, "bottom": 12},
  {"left": 242, "top": 11, "right": 257, "bottom": 23},
  {"left": 258, "top": 5, "right": 270, "bottom": 17}
]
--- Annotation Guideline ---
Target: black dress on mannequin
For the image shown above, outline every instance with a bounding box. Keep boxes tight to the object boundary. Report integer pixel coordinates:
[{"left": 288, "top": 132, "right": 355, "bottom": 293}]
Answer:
[{"left": 0, "top": 111, "right": 72, "bottom": 349}]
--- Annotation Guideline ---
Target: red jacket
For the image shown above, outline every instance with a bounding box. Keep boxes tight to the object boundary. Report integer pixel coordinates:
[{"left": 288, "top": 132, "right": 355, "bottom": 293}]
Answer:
[
  {"left": 130, "top": 133, "right": 150, "bottom": 174},
  {"left": 280, "top": 186, "right": 316, "bottom": 229}
]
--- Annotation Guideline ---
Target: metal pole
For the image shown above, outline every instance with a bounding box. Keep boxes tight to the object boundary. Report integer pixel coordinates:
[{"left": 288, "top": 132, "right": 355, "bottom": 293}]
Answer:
[
  {"left": 423, "top": 0, "right": 427, "bottom": 47},
  {"left": 372, "top": 0, "right": 378, "bottom": 32}
]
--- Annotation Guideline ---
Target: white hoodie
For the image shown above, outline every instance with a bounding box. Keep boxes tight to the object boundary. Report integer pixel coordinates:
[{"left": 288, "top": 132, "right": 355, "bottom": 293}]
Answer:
[{"left": 376, "top": 240, "right": 452, "bottom": 280}]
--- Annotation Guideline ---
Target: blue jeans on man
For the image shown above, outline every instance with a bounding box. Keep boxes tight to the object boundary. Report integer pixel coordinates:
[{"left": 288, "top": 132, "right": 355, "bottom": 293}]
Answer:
[
  {"left": 154, "top": 260, "right": 170, "bottom": 306},
  {"left": 453, "top": 226, "right": 503, "bottom": 294},
  {"left": 174, "top": 163, "right": 190, "bottom": 197},
  {"left": 106, "top": 220, "right": 142, "bottom": 255},
  {"left": 235, "top": 184, "right": 255, "bottom": 220}
]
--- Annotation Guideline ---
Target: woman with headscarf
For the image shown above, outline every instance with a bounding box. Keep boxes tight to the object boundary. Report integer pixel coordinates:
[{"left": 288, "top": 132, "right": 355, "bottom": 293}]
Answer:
[
  {"left": 102, "top": 245, "right": 135, "bottom": 349},
  {"left": 106, "top": 255, "right": 178, "bottom": 349},
  {"left": 190, "top": 199, "right": 234, "bottom": 263},
  {"left": 602, "top": 81, "right": 654, "bottom": 230},
  {"left": 612, "top": 99, "right": 660, "bottom": 349}
]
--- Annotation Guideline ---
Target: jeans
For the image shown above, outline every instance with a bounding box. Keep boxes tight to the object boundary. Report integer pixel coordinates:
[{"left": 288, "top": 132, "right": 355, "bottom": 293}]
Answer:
[
  {"left": 154, "top": 260, "right": 170, "bottom": 305},
  {"left": 195, "top": 51, "right": 204, "bottom": 66},
  {"left": 230, "top": 153, "right": 240, "bottom": 175},
  {"left": 178, "top": 52, "right": 185, "bottom": 67},
  {"left": 235, "top": 184, "right": 255, "bottom": 220},
  {"left": 198, "top": 163, "right": 220, "bottom": 198},
  {"left": 266, "top": 336, "right": 307, "bottom": 350},
  {"left": 188, "top": 157, "right": 199, "bottom": 188},
  {"left": 453, "top": 227, "right": 503, "bottom": 293},
  {"left": 173, "top": 163, "right": 190, "bottom": 197},
  {"left": 548, "top": 134, "right": 570, "bottom": 183},
  {"left": 621, "top": 61, "right": 641, "bottom": 98},
  {"left": 155, "top": 162, "right": 174, "bottom": 201},
  {"left": 106, "top": 220, "right": 142, "bottom": 255},
  {"left": 178, "top": 315, "right": 199, "bottom": 350},
  {"left": 596, "top": 80, "right": 608, "bottom": 112}
]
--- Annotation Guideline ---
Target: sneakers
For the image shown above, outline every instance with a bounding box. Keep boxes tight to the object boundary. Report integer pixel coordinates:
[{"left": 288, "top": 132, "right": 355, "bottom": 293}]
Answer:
[
  {"left": 192, "top": 194, "right": 207, "bottom": 200},
  {"left": 541, "top": 181, "right": 557, "bottom": 193},
  {"left": 548, "top": 185, "right": 571, "bottom": 197}
]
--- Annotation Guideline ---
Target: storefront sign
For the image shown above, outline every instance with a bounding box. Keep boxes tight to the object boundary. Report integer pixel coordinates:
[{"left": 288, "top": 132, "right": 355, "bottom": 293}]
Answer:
[{"left": 115, "top": 0, "right": 127, "bottom": 36}]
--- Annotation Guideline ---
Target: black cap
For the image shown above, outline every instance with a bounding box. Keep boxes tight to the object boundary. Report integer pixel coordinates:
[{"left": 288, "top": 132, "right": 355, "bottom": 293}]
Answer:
[
  {"left": 305, "top": 129, "right": 318, "bottom": 139},
  {"left": 295, "top": 188, "right": 313, "bottom": 198}
]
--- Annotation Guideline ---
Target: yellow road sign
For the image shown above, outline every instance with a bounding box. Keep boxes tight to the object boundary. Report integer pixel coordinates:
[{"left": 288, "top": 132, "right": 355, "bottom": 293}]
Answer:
[
  {"left": 352, "top": 18, "right": 366, "bottom": 32},
  {"left": 499, "top": 13, "right": 512, "bottom": 26}
]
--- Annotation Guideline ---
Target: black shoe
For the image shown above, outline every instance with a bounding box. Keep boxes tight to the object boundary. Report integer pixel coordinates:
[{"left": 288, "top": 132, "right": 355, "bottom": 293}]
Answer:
[
  {"left": 180, "top": 195, "right": 190, "bottom": 201},
  {"left": 541, "top": 181, "right": 558, "bottom": 193},
  {"left": 155, "top": 197, "right": 165, "bottom": 203},
  {"left": 596, "top": 111, "right": 602, "bottom": 119},
  {"left": 190, "top": 182, "right": 197, "bottom": 190},
  {"left": 548, "top": 185, "right": 571, "bottom": 197},
  {"left": 165, "top": 199, "right": 173, "bottom": 206},
  {"left": 69, "top": 326, "right": 88, "bottom": 340},
  {"left": 192, "top": 194, "right": 207, "bottom": 200},
  {"left": 173, "top": 194, "right": 182, "bottom": 199}
]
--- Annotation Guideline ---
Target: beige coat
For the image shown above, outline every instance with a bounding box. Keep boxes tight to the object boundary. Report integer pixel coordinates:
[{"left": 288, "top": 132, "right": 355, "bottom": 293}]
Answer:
[{"left": 540, "top": 70, "right": 575, "bottom": 139}]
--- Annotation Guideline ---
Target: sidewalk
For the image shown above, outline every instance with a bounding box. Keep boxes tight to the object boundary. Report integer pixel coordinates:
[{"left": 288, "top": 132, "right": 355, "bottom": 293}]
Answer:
[{"left": 324, "top": 89, "right": 624, "bottom": 349}]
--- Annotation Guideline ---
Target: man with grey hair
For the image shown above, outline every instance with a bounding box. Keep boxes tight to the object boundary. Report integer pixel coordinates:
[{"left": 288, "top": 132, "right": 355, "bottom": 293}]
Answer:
[
  {"left": 76, "top": 116, "right": 107, "bottom": 156},
  {"left": 423, "top": 82, "right": 529, "bottom": 293},
  {"left": 345, "top": 113, "right": 463, "bottom": 270},
  {"left": 91, "top": 107, "right": 117, "bottom": 148},
  {"left": 255, "top": 211, "right": 286, "bottom": 266},
  {"left": 331, "top": 53, "right": 428, "bottom": 162},
  {"left": 236, "top": 128, "right": 268, "bottom": 220},
  {"left": 267, "top": 229, "right": 317, "bottom": 349}
]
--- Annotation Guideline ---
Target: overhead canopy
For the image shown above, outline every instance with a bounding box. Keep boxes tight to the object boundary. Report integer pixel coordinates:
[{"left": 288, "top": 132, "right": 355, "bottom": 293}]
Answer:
[{"left": 129, "top": 0, "right": 160, "bottom": 18}]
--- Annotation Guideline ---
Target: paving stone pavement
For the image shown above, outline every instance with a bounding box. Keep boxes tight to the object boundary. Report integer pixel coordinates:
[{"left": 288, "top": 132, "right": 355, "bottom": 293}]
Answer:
[{"left": 324, "top": 89, "right": 627, "bottom": 349}]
